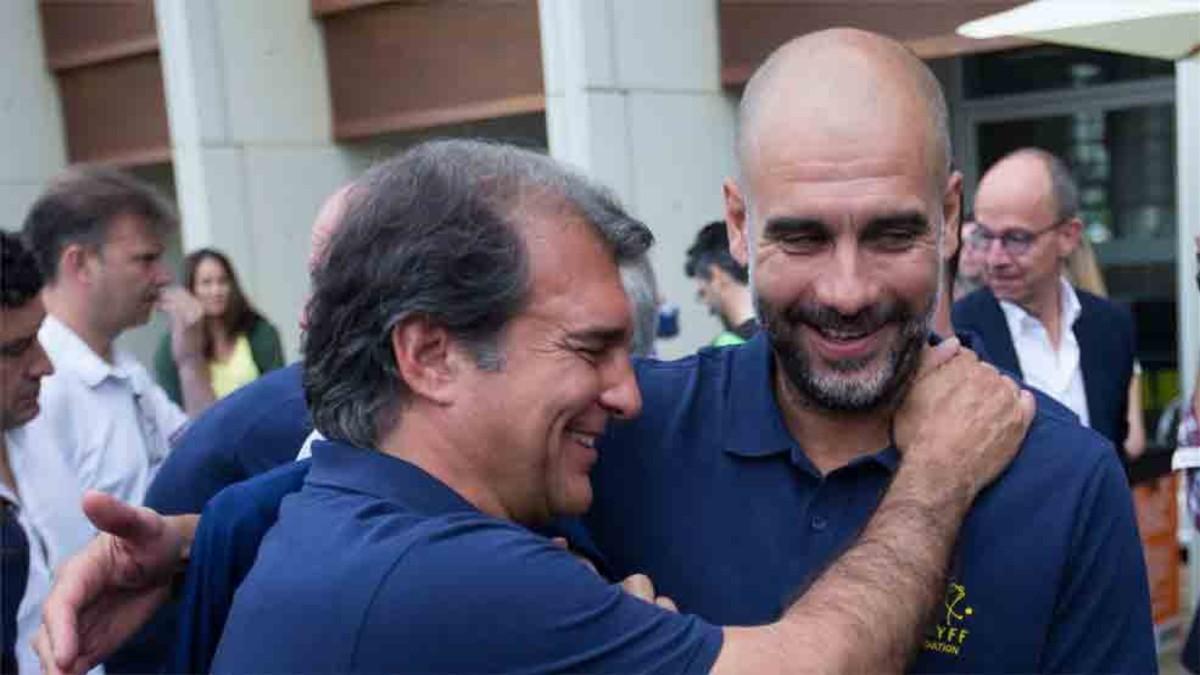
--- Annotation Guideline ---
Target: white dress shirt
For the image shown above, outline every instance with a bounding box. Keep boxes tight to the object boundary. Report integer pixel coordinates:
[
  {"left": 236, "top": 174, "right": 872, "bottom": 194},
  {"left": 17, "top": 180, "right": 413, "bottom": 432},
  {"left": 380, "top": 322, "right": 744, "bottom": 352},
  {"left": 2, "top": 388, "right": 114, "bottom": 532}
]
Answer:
[
  {"left": 0, "top": 462, "right": 52, "bottom": 675},
  {"left": 7, "top": 315, "right": 188, "bottom": 567},
  {"left": 999, "top": 277, "right": 1090, "bottom": 426},
  {"left": 295, "top": 429, "right": 325, "bottom": 460}
]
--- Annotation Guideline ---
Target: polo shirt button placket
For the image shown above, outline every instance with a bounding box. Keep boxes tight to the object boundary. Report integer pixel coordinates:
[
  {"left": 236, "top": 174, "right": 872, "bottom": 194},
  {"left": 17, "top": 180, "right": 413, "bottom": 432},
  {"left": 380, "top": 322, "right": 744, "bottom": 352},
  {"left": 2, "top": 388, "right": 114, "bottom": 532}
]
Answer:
[{"left": 810, "top": 515, "right": 828, "bottom": 531}]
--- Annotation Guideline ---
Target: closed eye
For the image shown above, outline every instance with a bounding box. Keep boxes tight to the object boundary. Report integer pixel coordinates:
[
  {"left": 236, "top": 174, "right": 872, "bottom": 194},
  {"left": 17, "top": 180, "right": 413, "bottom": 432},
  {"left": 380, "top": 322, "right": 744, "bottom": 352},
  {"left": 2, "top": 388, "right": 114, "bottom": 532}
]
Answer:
[
  {"left": 763, "top": 218, "right": 830, "bottom": 254},
  {"left": 0, "top": 338, "right": 34, "bottom": 358},
  {"left": 862, "top": 213, "right": 929, "bottom": 252}
]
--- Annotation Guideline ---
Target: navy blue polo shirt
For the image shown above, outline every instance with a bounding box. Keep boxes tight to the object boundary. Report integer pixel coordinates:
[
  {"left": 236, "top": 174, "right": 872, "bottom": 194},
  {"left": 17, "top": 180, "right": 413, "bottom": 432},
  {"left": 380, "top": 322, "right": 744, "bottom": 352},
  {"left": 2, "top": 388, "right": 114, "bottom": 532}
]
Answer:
[
  {"left": 586, "top": 333, "right": 1155, "bottom": 673},
  {"left": 145, "top": 362, "right": 311, "bottom": 516},
  {"left": 212, "top": 440, "right": 721, "bottom": 674},
  {"left": 111, "top": 364, "right": 310, "bottom": 673},
  {"left": 172, "top": 459, "right": 310, "bottom": 673}
]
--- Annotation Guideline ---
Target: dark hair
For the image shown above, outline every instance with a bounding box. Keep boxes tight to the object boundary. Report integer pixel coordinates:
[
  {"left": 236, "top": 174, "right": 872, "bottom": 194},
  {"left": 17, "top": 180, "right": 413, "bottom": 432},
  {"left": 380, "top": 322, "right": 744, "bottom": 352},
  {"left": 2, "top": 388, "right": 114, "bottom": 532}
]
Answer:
[
  {"left": 183, "top": 248, "right": 262, "bottom": 359},
  {"left": 22, "top": 165, "right": 176, "bottom": 281},
  {"left": 1, "top": 231, "right": 43, "bottom": 309},
  {"left": 304, "top": 139, "right": 653, "bottom": 449},
  {"left": 685, "top": 221, "right": 747, "bottom": 284}
]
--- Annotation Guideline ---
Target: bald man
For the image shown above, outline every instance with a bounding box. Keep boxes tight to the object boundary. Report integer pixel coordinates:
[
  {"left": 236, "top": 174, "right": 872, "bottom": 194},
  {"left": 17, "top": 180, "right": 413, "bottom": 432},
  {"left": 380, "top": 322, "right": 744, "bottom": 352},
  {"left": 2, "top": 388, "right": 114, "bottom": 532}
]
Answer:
[
  {"left": 954, "top": 149, "right": 1136, "bottom": 452},
  {"left": 586, "top": 29, "right": 1153, "bottom": 672}
]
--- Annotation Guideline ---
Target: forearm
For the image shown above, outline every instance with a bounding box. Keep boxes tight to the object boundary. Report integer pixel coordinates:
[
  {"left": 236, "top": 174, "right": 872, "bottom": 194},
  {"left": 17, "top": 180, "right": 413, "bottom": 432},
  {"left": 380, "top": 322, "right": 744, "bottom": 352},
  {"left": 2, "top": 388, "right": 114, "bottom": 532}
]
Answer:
[
  {"left": 716, "top": 462, "right": 971, "bottom": 673},
  {"left": 176, "top": 358, "right": 215, "bottom": 417}
]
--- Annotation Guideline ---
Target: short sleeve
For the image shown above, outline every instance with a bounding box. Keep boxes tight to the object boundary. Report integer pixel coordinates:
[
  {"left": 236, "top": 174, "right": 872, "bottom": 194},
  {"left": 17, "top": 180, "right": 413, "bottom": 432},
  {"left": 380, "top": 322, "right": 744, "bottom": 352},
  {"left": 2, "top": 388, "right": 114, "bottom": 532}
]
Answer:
[
  {"left": 355, "top": 517, "right": 722, "bottom": 674},
  {"left": 1038, "top": 450, "right": 1156, "bottom": 672}
]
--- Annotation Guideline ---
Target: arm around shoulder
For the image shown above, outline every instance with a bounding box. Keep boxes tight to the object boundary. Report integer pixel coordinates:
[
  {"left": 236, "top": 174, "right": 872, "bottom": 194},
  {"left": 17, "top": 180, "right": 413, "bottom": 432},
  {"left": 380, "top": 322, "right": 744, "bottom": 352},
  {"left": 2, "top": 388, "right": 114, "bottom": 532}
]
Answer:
[{"left": 356, "top": 519, "right": 721, "bottom": 674}]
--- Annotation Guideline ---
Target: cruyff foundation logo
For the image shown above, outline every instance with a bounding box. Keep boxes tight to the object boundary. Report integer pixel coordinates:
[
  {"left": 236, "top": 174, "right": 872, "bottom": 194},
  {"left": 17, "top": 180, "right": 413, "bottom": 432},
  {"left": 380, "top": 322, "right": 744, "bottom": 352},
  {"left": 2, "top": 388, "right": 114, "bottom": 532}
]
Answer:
[{"left": 923, "top": 581, "right": 974, "bottom": 657}]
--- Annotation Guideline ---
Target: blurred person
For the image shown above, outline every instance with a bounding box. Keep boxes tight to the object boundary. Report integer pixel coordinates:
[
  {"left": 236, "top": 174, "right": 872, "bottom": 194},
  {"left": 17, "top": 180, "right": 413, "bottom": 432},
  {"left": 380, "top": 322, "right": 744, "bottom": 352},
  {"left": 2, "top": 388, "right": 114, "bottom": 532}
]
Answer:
[
  {"left": 154, "top": 248, "right": 283, "bottom": 406},
  {"left": 103, "top": 191, "right": 352, "bottom": 675},
  {"left": 955, "top": 148, "right": 1137, "bottom": 454},
  {"left": 684, "top": 220, "right": 757, "bottom": 346},
  {"left": 1, "top": 232, "right": 56, "bottom": 675},
  {"left": 142, "top": 187, "right": 355, "bottom": 518},
  {"left": 9, "top": 166, "right": 208, "bottom": 572},
  {"left": 1064, "top": 237, "right": 1148, "bottom": 459},
  {"left": 954, "top": 218, "right": 986, "bottom": 300},
  {"left": 1193, "top": 234, "right": 1200, "bottom": 429},
  {"left": 38, "top": 136, "right": 1032, "bottom": 674}
]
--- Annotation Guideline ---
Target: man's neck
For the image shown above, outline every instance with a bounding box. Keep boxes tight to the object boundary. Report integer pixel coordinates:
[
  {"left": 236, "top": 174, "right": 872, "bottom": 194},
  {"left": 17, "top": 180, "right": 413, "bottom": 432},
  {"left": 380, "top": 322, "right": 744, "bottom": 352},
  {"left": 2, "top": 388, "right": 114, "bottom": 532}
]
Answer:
[
  {"left": 774, "top": 365, "right": 892, "bottom": 475},
  {"left": 0, "top": 435, "right": 16, "bottom": 496},
  {"left": 42, "top": 285, "right": 117, "bottom": 363},
  {"left": 722, "top": 290, "right": 755, "bottom": 330},
  {"left": 1016, "top": 279, "right": 1064, "bottom": 349},
  {"left": 378, "top": 408, "right": 514, "bottom": 522}
]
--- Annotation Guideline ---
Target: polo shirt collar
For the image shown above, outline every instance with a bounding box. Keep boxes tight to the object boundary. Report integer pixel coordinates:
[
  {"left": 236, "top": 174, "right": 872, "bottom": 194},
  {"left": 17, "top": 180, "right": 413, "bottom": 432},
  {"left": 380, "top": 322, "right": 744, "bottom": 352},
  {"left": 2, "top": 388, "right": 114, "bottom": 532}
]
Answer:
[
  {"left": 40, "top": 315, "right": 140, "bottom": 390},
  {"left": 722, "top": 331, "right": 899, "bottom": 474},
  {"left": 306, "top": 439, "right": 479, "bottom": 517},
  {"left": 722, "top": 332, "right": 796, "bottom": 460}
]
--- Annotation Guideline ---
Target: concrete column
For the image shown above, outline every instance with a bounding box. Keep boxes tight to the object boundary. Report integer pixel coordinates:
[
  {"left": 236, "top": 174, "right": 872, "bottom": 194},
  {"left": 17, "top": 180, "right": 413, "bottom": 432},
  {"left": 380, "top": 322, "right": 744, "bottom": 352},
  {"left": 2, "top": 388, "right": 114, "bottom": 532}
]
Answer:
[
  {"left": 0, "top": 1, "right": 67, "bottom": 228},
  {"left": 154, "top": 0, "right": 357, "bottom": 359},
  {"left": 1178, "top": 57, "right": 1199, "bottom": 419},
  {"left": 1176, "top": 57, "right": 1200, "bottom": 607},
  {"left": 538, "top": 0, "right": 739, "bottom": 357}
]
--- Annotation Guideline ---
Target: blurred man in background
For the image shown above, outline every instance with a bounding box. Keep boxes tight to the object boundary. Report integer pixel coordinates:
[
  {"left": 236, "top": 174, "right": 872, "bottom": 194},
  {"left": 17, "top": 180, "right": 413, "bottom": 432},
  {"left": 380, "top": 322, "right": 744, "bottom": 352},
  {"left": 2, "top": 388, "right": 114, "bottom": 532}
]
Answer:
[
  {"left": 954, "top": 148, "right": 1136, "bottom": 453},
  {"left": 684, "top": 220, "right": 757, "bottom": 346},
  {"left": 10, "top": 166, "right": 210, "bottom": 578}
]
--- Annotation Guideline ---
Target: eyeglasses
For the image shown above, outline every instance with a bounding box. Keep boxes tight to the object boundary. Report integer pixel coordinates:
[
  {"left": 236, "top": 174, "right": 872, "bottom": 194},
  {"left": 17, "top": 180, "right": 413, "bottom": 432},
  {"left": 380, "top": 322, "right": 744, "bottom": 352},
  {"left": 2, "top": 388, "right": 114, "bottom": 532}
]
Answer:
[{"left": 966, "top": 218, "right": 1067, "bottom": 257}]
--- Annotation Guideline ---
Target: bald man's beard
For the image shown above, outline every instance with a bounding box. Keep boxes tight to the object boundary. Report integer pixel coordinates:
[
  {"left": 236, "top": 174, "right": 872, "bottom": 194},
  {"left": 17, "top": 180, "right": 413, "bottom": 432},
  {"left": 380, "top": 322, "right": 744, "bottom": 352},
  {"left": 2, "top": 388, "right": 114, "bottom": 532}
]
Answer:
[{"left": 756, "top": 291, "right": 932, "bottom": 413}]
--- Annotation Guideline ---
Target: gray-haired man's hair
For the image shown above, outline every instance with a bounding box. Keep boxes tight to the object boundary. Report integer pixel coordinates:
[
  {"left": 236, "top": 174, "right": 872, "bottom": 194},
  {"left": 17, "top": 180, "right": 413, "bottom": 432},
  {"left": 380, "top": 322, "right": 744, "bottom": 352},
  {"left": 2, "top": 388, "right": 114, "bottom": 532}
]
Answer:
[
  {"left": 304, "top": 138, "right": 653, "bottom": 449},
  {"left": 620, "top": 254, "right": 660, "bottom": 358}
]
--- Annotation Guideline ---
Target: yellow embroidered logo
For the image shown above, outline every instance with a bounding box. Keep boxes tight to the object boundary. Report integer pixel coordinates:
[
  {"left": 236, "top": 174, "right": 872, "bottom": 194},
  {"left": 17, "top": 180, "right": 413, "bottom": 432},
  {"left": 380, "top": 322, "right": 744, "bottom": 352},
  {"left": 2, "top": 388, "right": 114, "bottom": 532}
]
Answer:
[{"left": 923, "top": 581, "right": 974, "bottom": 657}]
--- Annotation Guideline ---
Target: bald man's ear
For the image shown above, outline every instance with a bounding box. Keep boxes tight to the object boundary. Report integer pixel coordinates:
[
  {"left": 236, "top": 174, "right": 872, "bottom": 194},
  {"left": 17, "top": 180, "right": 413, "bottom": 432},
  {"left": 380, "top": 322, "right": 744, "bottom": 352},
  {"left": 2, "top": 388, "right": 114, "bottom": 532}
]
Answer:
[
  {"left": 390, "top": 316, "right": 460, "bottom": 406},
  {"left": 724, "top": 178, "right": 751, "bottom": 267},
  {"left": 1056, "top": 217, "right": 1084, "bottom": 259},
  {"left": 940, "top": 170, "right": 963, "bottom": 263}
]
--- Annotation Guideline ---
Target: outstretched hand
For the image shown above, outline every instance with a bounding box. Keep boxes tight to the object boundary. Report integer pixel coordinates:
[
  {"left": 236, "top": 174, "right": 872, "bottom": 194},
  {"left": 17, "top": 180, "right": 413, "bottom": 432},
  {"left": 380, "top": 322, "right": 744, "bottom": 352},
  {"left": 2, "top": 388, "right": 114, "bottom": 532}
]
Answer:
[{"left": 34, "top": 491, "right": 189, "bottom": 675}]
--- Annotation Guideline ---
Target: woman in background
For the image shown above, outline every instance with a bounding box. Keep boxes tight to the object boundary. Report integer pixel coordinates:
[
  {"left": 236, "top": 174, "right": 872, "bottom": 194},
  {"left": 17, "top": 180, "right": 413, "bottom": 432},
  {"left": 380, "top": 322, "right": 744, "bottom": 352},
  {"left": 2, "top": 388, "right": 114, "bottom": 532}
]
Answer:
[
  {"left": 1066, "top": 237, "right": 1147, "bottom": 459},
  {"left": 155, "top": 249, "right": 283, "bottom": 404}
]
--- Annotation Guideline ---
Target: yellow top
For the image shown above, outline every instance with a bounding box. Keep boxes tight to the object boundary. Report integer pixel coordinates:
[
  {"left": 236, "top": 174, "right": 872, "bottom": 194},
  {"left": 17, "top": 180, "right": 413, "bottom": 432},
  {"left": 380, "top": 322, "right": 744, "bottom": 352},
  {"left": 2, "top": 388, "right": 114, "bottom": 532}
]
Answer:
[{"left": 209, "top": 334, "right": 261, "bottom": 400}]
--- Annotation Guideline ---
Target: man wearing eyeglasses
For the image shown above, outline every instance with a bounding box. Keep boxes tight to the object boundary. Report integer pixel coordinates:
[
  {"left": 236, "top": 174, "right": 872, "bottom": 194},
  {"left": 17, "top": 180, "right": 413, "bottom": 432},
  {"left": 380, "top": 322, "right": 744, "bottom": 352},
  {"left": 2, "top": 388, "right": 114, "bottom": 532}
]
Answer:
[{"left": 953, "top": 148, "right": 1136, "bottom": 454}]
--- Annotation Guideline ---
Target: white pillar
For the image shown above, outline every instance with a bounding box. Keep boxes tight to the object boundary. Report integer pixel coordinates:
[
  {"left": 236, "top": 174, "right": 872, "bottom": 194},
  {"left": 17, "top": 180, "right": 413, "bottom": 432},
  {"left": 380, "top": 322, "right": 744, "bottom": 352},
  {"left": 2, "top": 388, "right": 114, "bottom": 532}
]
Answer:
[
  {"left": 154, "top": 0, "right": 356, "bottom": 359},
  {"left": 0, "top": 0, "right": 67, "bottom": 228},
  {"left": 1179, "top": 57, "right": 1199, "bottom": 418},
  {"left": 1177, "top": 56, "right": 1200, "bottom": 606},
  {"left": 538, "top": 0, "right": 739, "bottom": 358}
]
